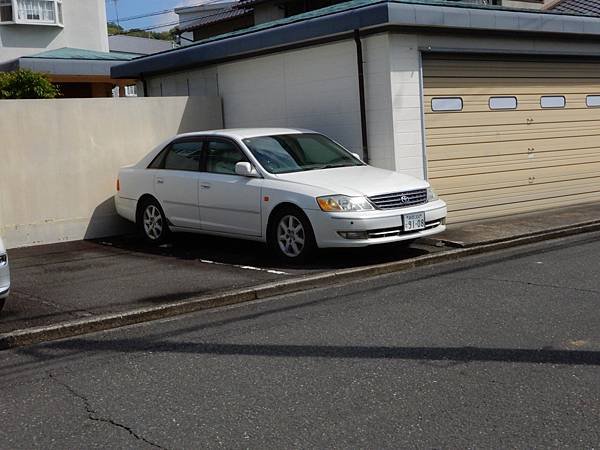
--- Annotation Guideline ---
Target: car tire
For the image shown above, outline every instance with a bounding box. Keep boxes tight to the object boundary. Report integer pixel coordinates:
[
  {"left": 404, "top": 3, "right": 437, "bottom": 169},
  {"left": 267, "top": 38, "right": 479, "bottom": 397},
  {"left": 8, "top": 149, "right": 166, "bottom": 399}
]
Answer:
[
  {"left": 0, "top": 298, "right": 5, "bottom": 315},
  {"left": 138, "top": 198, "right": 170, "bottom": 245},
  {"left": 268, "top": 206, "right": 316, "bottom": 263}
]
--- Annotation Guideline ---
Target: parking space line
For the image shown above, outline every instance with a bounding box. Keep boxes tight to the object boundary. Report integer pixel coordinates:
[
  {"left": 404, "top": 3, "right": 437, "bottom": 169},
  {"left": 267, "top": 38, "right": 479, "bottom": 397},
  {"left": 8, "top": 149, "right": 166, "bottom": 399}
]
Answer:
[{"left": 198, "top": 259, "right": 289, "bottom": 275}]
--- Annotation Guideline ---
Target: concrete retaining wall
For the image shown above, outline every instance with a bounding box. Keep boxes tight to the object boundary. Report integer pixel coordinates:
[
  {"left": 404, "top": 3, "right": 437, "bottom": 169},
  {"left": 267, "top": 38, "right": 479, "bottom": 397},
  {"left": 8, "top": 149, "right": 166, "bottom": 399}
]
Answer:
[{"left": 0, "top": 96, "right": 223, "bottom": 248}]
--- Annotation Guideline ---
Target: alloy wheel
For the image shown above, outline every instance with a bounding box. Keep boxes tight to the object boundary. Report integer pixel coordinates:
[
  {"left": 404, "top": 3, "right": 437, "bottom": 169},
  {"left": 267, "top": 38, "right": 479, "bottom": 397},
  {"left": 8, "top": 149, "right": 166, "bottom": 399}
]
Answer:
[
  {"left": 277, "top": 214, "right": 306, "bottom": 258},
  {"left": 143, "top": 204, "right": 163, "bottom": 241}
]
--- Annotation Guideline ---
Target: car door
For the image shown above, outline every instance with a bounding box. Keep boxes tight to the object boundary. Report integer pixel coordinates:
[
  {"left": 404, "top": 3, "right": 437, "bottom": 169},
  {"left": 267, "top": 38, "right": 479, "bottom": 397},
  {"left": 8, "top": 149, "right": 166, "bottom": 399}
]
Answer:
[
  {"left": 153, "top": 138, "right": 203, "bottom": 229},
  {"left": 197, "top": 138, "right": 262, "bottom": 236}
]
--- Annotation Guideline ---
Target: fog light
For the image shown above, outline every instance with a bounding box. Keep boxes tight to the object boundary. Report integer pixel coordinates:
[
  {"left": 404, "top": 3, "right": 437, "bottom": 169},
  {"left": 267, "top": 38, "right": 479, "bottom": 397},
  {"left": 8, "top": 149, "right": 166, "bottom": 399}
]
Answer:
[{"left": 338, "top": 231, "right": 369, "bottom": 240}]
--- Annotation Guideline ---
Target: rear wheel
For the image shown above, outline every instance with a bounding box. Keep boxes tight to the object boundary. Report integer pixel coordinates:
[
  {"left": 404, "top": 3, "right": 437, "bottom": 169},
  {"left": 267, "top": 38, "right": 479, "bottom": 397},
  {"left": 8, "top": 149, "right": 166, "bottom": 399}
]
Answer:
[
  {"left": 268, "top": 206, "right": 316, "bottom": 263},
  {"left": 139, "top": 199, "right": 170, "bottom": 245}
]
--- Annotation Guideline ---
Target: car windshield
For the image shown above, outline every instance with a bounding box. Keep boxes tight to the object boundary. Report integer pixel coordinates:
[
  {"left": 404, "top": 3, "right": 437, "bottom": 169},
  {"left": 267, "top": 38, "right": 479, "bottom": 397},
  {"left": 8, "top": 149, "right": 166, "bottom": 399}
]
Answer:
[{"left": 242, "top": 133, "right": 364, "bottom": 174}]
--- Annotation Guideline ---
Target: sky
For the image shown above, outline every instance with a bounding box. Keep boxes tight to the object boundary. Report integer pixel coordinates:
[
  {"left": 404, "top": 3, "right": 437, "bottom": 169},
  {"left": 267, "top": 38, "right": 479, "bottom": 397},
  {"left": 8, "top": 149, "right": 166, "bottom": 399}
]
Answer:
[{"left": 105, "top": 0, "right": 204, "bottom": 31}]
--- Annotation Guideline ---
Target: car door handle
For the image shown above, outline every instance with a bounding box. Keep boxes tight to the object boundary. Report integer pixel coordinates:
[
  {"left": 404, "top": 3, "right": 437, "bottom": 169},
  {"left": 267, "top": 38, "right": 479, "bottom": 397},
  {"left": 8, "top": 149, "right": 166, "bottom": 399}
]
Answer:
[
  {"left": 200, "top": 183, "right": 211, "bottom": 189},
  {"left": 156, "top": 177, "right": 164, "bottom": 184}
]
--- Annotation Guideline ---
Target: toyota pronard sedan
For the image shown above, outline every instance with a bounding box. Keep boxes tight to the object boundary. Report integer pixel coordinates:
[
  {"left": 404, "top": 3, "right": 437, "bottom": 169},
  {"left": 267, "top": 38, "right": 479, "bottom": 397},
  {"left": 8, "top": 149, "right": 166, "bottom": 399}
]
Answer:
[{"left": 115, "top": 129, "right": 447, "bottom": 262}]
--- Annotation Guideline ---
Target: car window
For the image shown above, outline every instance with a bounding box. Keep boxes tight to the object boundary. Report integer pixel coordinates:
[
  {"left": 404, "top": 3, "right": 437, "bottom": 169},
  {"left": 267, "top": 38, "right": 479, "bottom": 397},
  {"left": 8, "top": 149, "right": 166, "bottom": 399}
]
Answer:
[
  {"left": 163, "top": 141, "right": 203, "bottom": 171},
  {"left": 243, "top": 133, "right": 362, "bottom": 174},
  {"left": 204, "top": 140, "right": 247, "bottom": 175}
]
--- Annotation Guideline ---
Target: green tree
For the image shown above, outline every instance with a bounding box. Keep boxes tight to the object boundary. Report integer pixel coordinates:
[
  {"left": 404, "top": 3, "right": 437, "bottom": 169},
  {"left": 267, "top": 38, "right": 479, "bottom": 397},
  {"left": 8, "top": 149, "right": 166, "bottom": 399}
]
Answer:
[
  {"left": 0, "top": 70, "right": 60, "bottom": 99},
  {"left": 107, "top": 22, "right": 177, "bottom": 42}
]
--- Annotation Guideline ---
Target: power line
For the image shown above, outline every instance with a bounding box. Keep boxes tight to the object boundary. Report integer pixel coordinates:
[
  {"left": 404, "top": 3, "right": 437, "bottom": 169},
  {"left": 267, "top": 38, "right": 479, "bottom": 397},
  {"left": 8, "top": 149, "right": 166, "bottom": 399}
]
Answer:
[{"left": 107, "top": 0, "right": 234, "bottom": 25}]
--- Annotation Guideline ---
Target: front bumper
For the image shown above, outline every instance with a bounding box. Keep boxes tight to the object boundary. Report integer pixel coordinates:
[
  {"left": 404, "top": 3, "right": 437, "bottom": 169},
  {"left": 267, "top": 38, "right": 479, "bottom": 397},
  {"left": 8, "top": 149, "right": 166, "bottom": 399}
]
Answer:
[
  {"left": 0, "top": 259, "right": 9, "bottom": 300},
  {"left": 305, "top": 199, "right": 447, "bottom": 248}
]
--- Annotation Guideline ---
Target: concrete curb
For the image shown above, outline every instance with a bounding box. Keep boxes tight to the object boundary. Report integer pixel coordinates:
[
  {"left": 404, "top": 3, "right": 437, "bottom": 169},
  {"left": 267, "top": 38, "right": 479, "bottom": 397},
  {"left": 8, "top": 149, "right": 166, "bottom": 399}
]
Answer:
[
  {"left": 427, "top": 219, "right": 600, "bottom": 249},
  {"left": 2, "top": 220, "right": 600, "bottom": 350}
]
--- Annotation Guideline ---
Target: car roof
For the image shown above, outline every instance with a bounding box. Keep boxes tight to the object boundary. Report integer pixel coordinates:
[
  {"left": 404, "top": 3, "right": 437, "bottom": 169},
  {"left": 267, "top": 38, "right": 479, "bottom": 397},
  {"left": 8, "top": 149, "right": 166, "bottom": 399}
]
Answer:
[{"left": 174, "top": 128, "right": 314, "bottom": 140}]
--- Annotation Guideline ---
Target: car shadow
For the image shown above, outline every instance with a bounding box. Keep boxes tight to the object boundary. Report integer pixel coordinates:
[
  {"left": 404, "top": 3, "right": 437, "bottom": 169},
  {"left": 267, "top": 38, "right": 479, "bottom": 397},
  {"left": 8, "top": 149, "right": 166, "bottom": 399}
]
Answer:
[{"left": 91, "top": 232, "right": 432, "bottom": 272}]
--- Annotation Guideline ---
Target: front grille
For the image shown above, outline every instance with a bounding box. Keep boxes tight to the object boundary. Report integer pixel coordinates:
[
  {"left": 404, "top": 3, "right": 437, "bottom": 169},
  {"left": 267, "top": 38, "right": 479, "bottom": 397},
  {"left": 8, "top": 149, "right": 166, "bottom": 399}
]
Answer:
[{"left": 368, "top": 189, "right": 427, "bottom": 210}]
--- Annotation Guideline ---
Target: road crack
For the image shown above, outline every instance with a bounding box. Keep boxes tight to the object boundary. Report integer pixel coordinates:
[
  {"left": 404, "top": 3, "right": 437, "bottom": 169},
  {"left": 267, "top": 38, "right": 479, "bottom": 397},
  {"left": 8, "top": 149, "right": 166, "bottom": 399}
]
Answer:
[{"left": 47, "top": 372, "right": 166, "bottom": 449}]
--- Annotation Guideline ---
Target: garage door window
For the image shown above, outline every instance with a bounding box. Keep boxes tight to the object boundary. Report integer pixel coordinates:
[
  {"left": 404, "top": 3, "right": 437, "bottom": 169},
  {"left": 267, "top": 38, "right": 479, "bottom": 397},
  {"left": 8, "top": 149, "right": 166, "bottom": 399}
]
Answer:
[
  {"left": 489, "top": 96, "right": 517, "bottom": 110},
  {"left": 431, "top": 97, "right": 463, "bottom": 112},
  {"left": 540, "top": 96, "right": 566, "bottom": 108},
  {"left": 586, "top": 96, "right": 600, "bottom": 107}
]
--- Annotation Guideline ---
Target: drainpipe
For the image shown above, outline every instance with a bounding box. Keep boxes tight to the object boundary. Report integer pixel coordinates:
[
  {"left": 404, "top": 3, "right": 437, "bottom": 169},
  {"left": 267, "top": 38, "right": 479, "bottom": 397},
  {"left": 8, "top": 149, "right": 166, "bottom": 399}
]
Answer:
[{"left": 354, "top": 29, "right": 369, "bottom": 164}]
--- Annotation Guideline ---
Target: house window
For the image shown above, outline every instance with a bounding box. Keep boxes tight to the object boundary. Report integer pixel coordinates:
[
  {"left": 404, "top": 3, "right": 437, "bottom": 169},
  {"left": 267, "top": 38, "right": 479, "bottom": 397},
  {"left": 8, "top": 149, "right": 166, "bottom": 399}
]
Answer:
[
  {"left": 431, "top": 97, "right": 463, "bottom": 112},
  {"left": 0, "top": 0, "right": 13, "bottom": 22},
  {"left": 540, "top": 96, "right": 566, "bottom": 109},
  {"left": 586, "top": 96, "right": 600, "bottom": 108},
  {"left": 0, "top": 0, "right": 63, "bottom": 25},
  {"left": 489, "top": 96, "right": 518, "bottom": 110}
]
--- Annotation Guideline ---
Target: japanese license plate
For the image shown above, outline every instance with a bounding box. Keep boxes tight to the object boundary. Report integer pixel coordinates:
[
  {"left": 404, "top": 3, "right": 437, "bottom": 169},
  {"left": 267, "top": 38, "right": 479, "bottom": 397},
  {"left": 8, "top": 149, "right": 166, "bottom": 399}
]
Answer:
[{"left": 403, "top": 212, "right": 425, "bottom": 232}]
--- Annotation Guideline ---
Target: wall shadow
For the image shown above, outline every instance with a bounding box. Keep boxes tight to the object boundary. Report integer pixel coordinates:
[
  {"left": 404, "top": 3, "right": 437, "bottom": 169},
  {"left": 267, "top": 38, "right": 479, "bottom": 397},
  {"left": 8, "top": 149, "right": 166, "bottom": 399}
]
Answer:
[{"left": 83, "top": 197, "right": 135, "bottom": 240}]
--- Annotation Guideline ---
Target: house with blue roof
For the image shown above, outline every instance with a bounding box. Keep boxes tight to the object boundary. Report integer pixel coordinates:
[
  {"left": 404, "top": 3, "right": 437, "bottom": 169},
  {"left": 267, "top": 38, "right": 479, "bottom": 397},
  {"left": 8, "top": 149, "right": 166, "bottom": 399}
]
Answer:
[{"left": 112, "top": 0, "right": 600, "bottom": 224}]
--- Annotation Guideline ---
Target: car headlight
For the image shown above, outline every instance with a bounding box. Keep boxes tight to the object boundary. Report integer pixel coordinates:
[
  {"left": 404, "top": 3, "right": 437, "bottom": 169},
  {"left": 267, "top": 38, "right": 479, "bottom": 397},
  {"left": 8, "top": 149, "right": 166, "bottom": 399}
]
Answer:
[
  {"left": 427, "top": 187, "right": 438, "bottom": 202},
  {"left": 317, "top": 195, "right": 374, "bottom": 212}
]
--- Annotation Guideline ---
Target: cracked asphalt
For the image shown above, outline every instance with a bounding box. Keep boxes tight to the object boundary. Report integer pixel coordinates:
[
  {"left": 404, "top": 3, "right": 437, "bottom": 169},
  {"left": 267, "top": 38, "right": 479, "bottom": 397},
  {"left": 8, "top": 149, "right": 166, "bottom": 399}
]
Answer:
[{"left": 1, "top": 232, "right": 600, "bottom": 448}]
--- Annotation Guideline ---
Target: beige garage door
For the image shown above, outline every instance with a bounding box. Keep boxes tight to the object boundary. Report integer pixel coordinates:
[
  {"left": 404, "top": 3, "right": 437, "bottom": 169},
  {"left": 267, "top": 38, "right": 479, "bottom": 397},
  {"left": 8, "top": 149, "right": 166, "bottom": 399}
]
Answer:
[{"left": 423, "top": 54, "right": 600, "bottom": 223}]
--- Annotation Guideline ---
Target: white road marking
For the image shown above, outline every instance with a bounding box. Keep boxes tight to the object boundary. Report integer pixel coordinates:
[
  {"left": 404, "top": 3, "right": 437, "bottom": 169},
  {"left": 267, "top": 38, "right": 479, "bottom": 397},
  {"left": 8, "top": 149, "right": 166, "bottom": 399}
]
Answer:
[{"left": 199, "top": 259, "right": 289, "bottom": 275}]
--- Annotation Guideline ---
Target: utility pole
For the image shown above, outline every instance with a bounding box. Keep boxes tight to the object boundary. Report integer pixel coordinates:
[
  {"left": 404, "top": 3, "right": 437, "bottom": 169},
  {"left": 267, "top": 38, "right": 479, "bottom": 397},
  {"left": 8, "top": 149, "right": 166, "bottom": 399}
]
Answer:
[{"left": 112, "top": 0, "right": 120, "bottom": 27}]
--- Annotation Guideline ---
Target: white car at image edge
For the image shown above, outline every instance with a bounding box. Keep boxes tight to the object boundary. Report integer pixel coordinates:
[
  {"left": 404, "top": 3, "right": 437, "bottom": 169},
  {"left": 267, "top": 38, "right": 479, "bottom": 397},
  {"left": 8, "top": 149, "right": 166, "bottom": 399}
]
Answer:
[
  {"left": 0, "top": 236, "right": 10, "bottom": 313},
  {"left": 115, "top": 128, "right": 447, "bottom": 261}
]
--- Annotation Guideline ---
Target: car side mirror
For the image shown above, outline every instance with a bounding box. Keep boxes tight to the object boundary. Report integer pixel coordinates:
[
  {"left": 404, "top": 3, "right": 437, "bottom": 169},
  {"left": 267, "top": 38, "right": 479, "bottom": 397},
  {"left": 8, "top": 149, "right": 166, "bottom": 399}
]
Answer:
[
  {"left": 235, "top": 161, "right": 259, "bottom": 177},
  {"left": 351, "top": 152, "right": 363, "bottom": 162}
]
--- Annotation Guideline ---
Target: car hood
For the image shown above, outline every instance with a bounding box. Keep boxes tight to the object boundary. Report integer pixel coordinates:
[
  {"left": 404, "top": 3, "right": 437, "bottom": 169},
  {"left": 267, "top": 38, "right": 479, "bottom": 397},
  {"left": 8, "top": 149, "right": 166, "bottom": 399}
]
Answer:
[{"left": 275, "top": 165, "right": 428, "bottom": 196}]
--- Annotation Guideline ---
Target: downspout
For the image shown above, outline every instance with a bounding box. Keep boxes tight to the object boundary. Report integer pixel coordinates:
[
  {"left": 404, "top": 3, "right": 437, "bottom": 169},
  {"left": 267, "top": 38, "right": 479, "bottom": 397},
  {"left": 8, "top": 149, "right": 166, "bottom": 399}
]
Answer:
[
  {"left": 141, "top": 74, "right": 148, "bottom": 97},
  {"left": 354, "top": 29, "right": 369, "bottom": 163}
]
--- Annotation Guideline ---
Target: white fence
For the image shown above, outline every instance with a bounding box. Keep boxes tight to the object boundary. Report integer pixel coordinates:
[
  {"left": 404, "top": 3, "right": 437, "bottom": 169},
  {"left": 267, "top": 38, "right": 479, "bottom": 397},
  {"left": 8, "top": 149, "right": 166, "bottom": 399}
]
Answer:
[{"left": 0, "top": 96, "right": 223, "bottom": 248}]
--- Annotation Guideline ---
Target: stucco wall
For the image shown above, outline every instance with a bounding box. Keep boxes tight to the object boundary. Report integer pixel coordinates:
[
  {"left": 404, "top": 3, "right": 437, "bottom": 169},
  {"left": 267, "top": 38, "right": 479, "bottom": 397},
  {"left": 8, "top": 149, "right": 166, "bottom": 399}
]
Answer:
[
  {"left": 0, "top": 0, "right": 108, "bottom": 63},
  {"left": 0, "top": 96, "right": 222, "bottom": 248}
]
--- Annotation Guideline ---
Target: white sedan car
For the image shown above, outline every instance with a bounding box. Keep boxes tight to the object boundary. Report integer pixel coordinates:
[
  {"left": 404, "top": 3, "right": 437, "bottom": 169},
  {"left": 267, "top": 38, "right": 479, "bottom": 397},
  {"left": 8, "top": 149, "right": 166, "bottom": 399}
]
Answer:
[
  {"left": 0, "top": 237, "right": 10, "bottom": 313},
  {"left": 115, "top": 129, "right": 447, "bottom": 261}
]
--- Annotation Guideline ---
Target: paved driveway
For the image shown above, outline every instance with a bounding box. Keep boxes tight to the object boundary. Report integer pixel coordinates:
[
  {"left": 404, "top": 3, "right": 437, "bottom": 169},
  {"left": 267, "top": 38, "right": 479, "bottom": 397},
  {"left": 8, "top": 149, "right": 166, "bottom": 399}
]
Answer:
[{"left": 0, "top": 233, "right": 440, "bottom": 333}]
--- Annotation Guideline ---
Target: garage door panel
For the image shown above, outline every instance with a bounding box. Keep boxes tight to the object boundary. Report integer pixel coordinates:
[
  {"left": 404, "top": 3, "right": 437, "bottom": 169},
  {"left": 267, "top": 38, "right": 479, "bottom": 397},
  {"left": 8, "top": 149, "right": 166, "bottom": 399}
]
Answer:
[
  {"left": 427, "top": 135, "right": 600, "bottom": 160},
  {"left": 425, "top": 108, "right": 600, "bottom": 129},
  {"left": 448, "top": 192, "right": 600, "bottom": 223},
  {"left": 431, "top": 163, "right": 600, "bottom": 195},
  {"left": 428, "top": 149, "right": 600, "bottom": 178},
  {"left": 426, "top": 121, "right": 600, "bottom": 146},
  {"left": 442, "top": 178, "right": 600, "bottom": 211},
  {"left": 424, "top": 94, "right": 591, "bottom": 113},
  {"left": 425, "top": 83, "right": 600, "bottom": 96}
]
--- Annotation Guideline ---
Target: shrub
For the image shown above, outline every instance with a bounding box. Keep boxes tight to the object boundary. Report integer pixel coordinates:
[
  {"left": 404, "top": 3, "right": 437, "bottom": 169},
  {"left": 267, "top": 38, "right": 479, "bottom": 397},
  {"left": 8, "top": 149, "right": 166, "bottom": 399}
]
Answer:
[{"left": 0, "top": 69, "right": 60, "bottom": 99}]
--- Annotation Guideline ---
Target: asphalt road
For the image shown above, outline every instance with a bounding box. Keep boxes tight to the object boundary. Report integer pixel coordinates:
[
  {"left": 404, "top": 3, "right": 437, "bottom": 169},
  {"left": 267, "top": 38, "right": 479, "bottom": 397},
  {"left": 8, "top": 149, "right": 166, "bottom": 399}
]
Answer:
[
  {"left": 1, "top": 232, "right": 600, "bottom": 448},
  {"left": 0, "top": 233, "right": 437, "bottom": 333}
]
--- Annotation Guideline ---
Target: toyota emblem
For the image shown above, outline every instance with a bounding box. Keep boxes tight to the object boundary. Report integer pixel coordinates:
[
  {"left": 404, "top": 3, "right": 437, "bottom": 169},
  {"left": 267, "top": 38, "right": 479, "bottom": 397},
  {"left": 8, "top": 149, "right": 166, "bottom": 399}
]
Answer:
[{"left": 400, "top": 195, "right": 409, "bottom": 203}]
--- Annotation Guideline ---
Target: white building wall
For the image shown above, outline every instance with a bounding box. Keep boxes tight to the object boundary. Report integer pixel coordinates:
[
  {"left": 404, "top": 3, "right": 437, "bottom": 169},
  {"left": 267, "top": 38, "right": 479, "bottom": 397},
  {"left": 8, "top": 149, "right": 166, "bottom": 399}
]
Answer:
[
  {"left": 148, "top": 40, "right": 364, "bottom": 156},
  {"left": 0, "top": 0, "right": 108, "bottom": 63},
  {"left": 362, "top": 33, "right": 425, "bottom": 178}
]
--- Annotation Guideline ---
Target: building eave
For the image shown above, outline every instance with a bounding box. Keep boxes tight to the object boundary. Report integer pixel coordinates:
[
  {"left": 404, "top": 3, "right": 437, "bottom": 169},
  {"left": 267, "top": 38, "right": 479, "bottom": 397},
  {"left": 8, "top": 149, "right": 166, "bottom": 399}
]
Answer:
[{"left": 111, "top": 0, "right": 600, "bottom": 79}]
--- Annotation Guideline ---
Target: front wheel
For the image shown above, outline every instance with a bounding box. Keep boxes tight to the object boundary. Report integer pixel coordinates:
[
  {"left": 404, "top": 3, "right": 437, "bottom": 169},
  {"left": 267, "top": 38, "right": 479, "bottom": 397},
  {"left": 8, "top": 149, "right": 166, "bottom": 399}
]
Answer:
[
  {"left": 139, "top": 199, "right": 170, "bottom": 245},
  {"left": 268, "top": 207, "right": 316, "bottom": 263}
]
